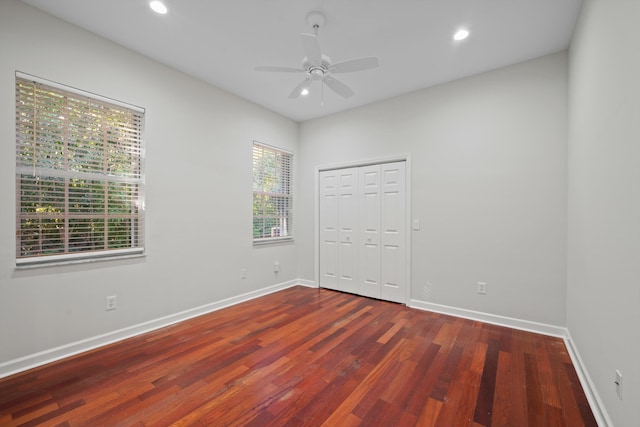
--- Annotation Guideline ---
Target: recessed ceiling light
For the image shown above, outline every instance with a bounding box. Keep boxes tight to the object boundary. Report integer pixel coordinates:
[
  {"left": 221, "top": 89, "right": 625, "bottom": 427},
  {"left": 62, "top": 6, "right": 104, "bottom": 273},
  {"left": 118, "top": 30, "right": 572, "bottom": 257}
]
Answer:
[
  {"left": 453, "top": 29, "right": 470, "bottom": 41},
  {"left": 149, "top": 1, "right": 168, "bottom": 14}
]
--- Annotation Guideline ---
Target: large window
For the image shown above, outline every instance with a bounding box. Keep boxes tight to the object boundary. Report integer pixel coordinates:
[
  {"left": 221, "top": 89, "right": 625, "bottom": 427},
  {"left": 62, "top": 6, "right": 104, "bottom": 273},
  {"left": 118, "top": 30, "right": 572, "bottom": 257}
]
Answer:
[
  {"left": 252, "top": 142, "right": 293, "bottom": 243},
  {"left": 15, "top": 73, "right": 145, "bottom": 266}
]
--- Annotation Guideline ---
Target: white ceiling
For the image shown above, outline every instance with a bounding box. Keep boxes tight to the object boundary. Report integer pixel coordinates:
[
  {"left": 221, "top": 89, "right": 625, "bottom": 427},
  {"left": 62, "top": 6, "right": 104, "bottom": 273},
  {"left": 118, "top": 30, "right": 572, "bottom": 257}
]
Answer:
[{"left": 20, "top": 0, "right": 583, "bottom": 122}]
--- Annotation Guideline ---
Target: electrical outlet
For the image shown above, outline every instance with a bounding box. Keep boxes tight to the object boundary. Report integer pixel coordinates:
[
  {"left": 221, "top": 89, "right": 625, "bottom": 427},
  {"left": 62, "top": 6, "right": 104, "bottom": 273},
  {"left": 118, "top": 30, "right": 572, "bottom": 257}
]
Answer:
[
  {"left": 274, "top": 261, "right": 280, "bottom": 273},
  {"left": 240, "top": 269, "right": 247, "bottom": 279},
  {"left": 105, "top": 295, "right": 117, "bottom": 311},
  {"left": 477, "top": 282, "right": 487, "bottom": 295},
  {"left": 615, "top": 370, "right": 623, "bottom": 400}
]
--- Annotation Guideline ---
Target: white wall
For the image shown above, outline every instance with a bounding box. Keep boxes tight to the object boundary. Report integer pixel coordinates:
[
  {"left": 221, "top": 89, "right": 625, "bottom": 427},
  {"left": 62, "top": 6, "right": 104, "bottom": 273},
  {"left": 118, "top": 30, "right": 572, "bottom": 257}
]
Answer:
[
  {"left": 298, "top": 52, "right": 569, "bottom": 327},
  {"left": 567, "top": 1, "right": 640, "bottom": 426},
  {"left": 0, "top": 0, "right": 299, "bottom": 371}
]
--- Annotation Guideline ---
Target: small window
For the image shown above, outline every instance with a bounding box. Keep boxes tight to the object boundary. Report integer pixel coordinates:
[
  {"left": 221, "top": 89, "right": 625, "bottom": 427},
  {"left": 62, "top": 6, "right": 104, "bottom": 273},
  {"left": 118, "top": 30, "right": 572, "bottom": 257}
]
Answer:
[
  {"left": 15, "top": 73, "right": 145, "bottom": 266},
  {"left": 252, "top": 142, "right": 293, "bottom": 243}
]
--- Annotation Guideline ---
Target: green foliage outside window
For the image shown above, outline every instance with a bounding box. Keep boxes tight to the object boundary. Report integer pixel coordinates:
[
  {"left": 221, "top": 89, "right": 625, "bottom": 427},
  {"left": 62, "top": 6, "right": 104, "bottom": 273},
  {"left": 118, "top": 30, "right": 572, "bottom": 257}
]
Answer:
[{"left": 252, "top": 143, "right": 292, "bottom": 241}]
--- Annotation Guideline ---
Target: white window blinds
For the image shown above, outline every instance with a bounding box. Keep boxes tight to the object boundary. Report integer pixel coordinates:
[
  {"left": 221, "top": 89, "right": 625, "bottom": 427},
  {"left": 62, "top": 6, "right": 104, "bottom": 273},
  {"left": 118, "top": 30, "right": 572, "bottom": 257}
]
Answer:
[
  {"left": 15, "top": 74, "right": 145, "bottom": 265},
  {"left": 252, "top": 142, "right": 293, "bottom": 242}
]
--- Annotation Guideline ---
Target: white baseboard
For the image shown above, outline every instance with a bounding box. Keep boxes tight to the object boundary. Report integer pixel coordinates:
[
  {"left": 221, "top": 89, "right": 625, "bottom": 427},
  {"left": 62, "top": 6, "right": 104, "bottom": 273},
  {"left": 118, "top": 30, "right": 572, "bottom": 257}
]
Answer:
[
  {"left": 296, "top": 279, "right": 318, "bottom": 288},
  {"left": 0, "top": 279, "right": 304, "bottom": 380},
  {"left": 564, "top": 331, "right": 612, "bottom": 427},
  {"left": 408, "top": 298, "right": 567, "bottom": 337}
]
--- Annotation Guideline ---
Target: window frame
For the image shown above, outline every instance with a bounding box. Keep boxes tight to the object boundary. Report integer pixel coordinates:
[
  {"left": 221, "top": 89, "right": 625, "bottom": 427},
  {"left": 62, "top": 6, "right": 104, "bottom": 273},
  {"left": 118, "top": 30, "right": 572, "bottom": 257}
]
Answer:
[
  {"left": 15, "top": 72, "right": 145, "bottom": 267},
  {"left": 252, "top": 141, "right": 293, "bottom": 245}
]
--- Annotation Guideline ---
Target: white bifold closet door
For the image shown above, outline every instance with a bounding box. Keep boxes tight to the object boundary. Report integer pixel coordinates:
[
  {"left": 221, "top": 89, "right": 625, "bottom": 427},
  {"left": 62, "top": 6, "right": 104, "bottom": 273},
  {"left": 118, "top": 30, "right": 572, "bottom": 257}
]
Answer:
[{"left": 319, "top": 161, "right": 406, "bottom": 303}]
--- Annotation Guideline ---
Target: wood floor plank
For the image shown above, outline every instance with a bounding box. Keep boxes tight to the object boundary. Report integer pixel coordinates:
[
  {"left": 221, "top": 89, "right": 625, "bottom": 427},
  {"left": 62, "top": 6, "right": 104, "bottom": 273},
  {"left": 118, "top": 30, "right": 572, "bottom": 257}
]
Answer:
[
  {"left": 508, "top": 330, "right": 530, "bottom": 427},
  {"left": 490, "top": 351, "right": 512, "bottom": 427},
  {"left": 536, "top": 338, "right": 562, "bottom": 409},
  {"left": 473, "top": 338, "right": 499, "bottom": 425},
  {"left": 0, "top": 287, "right": 597, "bottom": 426},
  {"left": 525, "top": 353, "right": 547, "bottom": 426},
  {"left": 415, "top": 397, "right": 443, "bottom": 427}
]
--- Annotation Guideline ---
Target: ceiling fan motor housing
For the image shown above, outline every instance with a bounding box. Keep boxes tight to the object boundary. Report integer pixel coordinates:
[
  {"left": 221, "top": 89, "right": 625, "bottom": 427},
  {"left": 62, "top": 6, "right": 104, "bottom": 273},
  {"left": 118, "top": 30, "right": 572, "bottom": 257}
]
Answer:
[{"left": 303, "top": 54, "right": 331, "bottom": 79}]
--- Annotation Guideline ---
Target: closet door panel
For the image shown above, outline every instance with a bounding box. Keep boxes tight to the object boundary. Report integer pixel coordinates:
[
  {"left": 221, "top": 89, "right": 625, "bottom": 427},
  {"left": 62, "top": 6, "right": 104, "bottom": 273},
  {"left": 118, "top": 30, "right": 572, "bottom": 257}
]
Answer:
[
  {"left": 380, "top": 162, "right": 406, "bottom": 303},
  {"left": 337, "top": 168, "right": 358, "bottom": 294},
  {"left": 358, "top": 165, "right": 381, "bottom": 299},
  {"left": 319, "top": 171, "right": 338, "bottom": 290}
]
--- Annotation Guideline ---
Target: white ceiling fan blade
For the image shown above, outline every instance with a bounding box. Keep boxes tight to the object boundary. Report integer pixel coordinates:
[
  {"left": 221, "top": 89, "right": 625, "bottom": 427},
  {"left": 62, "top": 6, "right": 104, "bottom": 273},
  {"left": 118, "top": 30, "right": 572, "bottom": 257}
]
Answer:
[
  {"left": 301, "top": 33, "right": 322, "bottom": 65},
  {"left": 255, "top": 66, "right": 305, "bottom": 73},
  {"left": 324, "top": 76, "right": 355, "bottom": 98},
  {"left": 330, "top": 57, "right": 380, "bottom": 73},
  {"left": 288, "top": 78, "right": 313, "bottom": 99}
]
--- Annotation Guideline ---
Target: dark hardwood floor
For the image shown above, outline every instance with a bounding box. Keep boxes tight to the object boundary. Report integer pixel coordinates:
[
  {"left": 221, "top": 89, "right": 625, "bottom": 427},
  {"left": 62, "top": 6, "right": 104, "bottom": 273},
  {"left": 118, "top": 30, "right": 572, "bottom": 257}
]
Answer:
[{"left": 0, "top": 286, "right": 597, "bottom": 426}]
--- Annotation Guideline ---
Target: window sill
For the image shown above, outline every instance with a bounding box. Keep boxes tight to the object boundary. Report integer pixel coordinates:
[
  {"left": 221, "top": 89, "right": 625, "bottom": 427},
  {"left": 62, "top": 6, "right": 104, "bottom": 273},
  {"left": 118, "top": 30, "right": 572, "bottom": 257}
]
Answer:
[
  {"left": 15, "top": 250, "right": 145, "bottom": 270},
  {"left": 253, "top": 237, "right": 294, "bottom": 246}
]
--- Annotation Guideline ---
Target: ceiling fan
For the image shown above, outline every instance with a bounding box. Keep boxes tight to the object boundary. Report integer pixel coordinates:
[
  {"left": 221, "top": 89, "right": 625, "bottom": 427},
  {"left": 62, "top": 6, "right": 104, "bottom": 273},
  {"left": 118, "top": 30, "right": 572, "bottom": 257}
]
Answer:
[{"left": 255, "top": 12, "right": 379, "bottom": 104}]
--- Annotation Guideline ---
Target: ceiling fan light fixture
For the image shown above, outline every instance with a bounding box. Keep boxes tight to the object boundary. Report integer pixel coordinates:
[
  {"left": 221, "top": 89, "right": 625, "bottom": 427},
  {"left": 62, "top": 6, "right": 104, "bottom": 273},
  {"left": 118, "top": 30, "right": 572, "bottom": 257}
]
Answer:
[
  {"left": 453, "top": 28, "right": 470, "bottom": 41},
  {"left": 301, "top": 88, "right": 310, "bottom": 96},
  {"left": 149, "top": 1, "right": 168, "bottom": 14}
]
